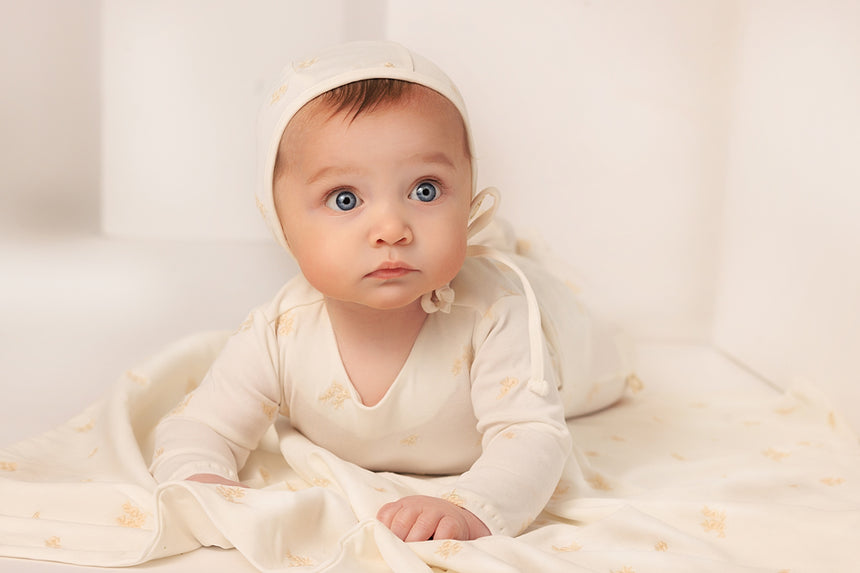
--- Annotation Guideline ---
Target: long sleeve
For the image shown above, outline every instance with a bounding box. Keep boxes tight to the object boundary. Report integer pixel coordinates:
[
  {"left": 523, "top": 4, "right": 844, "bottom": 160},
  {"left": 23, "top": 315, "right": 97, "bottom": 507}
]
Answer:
[
  {"left": 447, "top": 293, "right": 572, "bottom": 536},
  {"left": 149, "top": 308, "right": 284, "bottom": 483}
]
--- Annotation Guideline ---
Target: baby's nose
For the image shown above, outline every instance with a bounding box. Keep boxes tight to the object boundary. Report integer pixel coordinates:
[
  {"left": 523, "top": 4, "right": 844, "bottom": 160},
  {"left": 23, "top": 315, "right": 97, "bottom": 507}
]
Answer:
[{"left": 371, "top": 205, "right": 413, "bottom": 246}]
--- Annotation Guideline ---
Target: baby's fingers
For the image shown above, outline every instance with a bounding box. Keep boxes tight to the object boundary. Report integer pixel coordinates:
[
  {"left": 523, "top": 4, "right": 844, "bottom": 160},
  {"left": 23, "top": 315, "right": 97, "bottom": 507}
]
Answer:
[{"left": 378, "top": 501, "right": 425, "bottom": 541}]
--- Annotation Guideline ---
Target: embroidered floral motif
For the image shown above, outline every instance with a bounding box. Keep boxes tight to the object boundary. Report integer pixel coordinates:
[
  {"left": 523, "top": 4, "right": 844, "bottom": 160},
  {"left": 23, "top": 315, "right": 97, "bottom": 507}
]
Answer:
[
  {"left": 235, "top": 315, "right": 253, "bottom": 334},
  {"left": 45, "top": 537, "right": 61, "bottom": 549},
  {"left": 117, "top": 501, "right": 148, "bottom": 528},
  {"left": 775, "top": 405, "right": 799, "bottom": 415},
  {"left": 125, "top": 371, "right": 149, "bottom": 386},
  {"left": 552, "top": 541, "right": 582, "bottom": 552},
  {"left": 451, "top": 345, "right": 474, "bottom": 376},
  {"left": 435, "top": 540, "right": 462, "bottom": 558},
  {"left": 294, "top": 57, "right": 318, "bottom": 70},
  {"left": 655, "top": 540, "right": 669, "bottom": 551},
  {"left": 32, "top": 512, "right": 40, "bottom": 519},
  {"left": 259, "top": 467, "right": 271, "bottom": 484},
  {"left": 497, "top": 377, "right": 519, "bottom": 399},
  {"left": 820, "top": 477, "right": 845, "bottom": 486},
  {"left": 262, "top": 401, "right": 278, "bottom": 421},
  {"left": 626, "top": 374, "right": 644, "bottom": 393},
  {"left": 312, "top": 477, "right": 331, "bottom": 488},
  {"left": 586, "top": 473, "right": 612, "bottom": 491},
  {"left": 502, "top": 431, "right": 517, "bottom": 440},
  {"left": 74, "top": 419, "right": 95, "bottom": 432},
  {"left": 400, "top": 434, "right": 419, "bottom": 446},
  {"left": 285, "top": 550, "right": 315, "bottom": 567},
  {"left": 319, "top": 381, "right": 350, "bottom": 409},
  {"left": 270, "top": 83, "right": 288, "bottom": 104},
  {"left": 255, "top": 195, "right": 268, "bottom": 217},
  {"left": 216, "top": 486, "right": 245, "bottom": 503},
  {"left": 701, "top": 506, "right": 726, "bottom": 538},
  {"left": 170, "top": 393, "right": 193, "bottom": 416},
  {"left": 0, "top": 461, "right": 17, "bottom": 472},
  {"left": 551, "top": 483, "right": 570, "bottom": 500},
  {"left": 762, "top": 447, "right": 791, "bottom": 461},
  {"left": 276, "top": 312, "right": 294, "bottom": 336},
  {"left": 442, "top": 491, "right": 465, "bottom": 507}
]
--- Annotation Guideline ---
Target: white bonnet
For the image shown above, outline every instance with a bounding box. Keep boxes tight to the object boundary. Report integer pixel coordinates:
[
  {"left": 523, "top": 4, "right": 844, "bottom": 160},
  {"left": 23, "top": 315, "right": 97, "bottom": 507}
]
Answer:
[{"left": 255, "top": 40, "right": 478, "bottom": 252}]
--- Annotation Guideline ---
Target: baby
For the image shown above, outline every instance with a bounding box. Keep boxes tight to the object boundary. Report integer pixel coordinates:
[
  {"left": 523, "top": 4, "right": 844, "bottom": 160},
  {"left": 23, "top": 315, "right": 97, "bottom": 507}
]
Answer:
[{"left": 150, "top": 41, "right": 628, "bottom": 542}]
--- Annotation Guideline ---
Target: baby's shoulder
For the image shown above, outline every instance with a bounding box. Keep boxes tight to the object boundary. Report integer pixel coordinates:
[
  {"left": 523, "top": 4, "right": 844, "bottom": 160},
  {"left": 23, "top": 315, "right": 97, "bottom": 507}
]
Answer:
[
  {"left": 246, "top": 274, "right": 325, "bottom": 329},
  {"left": 451, "top": 258, "right": 526, "bottom": 314}
]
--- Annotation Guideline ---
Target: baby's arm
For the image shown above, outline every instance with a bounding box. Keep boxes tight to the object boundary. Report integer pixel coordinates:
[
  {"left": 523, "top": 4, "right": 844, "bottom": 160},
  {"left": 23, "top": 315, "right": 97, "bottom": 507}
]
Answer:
[
  {"left": 149, "top": 309, "right": 282, "bottom": 484},
  {"left": 445, "top": 293, "right": 572, "bottom": 536}
]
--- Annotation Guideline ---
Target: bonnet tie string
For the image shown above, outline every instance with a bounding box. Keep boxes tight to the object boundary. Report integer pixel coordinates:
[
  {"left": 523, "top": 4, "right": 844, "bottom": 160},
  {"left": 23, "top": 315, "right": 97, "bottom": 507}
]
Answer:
[{"left": 420, "top": 187, "right": 549, "bottom": 396}]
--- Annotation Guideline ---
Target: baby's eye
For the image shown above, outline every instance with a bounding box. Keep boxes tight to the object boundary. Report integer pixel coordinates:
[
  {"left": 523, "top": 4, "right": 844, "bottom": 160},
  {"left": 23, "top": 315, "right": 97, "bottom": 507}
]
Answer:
[
  {"left": 409, "top": 181, "right": 439, "bottom": 203},
  {"left": 325, "top": 190, "right": 362, "bottom": 212}
]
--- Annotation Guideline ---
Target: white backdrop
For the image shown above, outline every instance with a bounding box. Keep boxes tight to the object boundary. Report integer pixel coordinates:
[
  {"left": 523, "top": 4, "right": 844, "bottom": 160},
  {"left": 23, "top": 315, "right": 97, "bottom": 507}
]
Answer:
[{"left": 2, "top": 0, "right": 858, "bottom": 429}]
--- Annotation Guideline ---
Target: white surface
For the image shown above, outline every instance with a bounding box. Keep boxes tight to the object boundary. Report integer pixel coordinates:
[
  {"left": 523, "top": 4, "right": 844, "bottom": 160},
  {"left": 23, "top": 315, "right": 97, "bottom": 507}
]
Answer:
[
  {"left": 100, "top": 0, "right": 385, "bottom": 243},
  {"left": 713, "top": 0, "right": 860, "bottom": 430}
]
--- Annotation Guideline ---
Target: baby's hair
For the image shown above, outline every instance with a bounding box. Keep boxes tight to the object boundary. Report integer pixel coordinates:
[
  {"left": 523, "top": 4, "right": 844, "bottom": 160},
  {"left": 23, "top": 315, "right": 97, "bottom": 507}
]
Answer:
[
  {"left": 318, "top": 78, "right": 417, "bottom": 122},
  {"left": 273, "top": 79, "right": 470, "bottom": 182}
]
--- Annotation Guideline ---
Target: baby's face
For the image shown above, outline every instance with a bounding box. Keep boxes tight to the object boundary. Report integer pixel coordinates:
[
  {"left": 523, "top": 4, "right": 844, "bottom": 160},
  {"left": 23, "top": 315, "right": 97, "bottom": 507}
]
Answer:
[{"left": 273, "top": 87, "right": 472, "bottom": 311}]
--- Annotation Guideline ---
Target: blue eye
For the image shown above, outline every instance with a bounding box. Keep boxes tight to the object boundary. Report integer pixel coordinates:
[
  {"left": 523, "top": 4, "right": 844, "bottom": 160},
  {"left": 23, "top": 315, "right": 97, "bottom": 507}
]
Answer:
[
  {"left": 325, "top": 190, "right": 362, "bottom": 211},
  {"left": 409, "top": 181, "right": 439, "bottom": 203}
]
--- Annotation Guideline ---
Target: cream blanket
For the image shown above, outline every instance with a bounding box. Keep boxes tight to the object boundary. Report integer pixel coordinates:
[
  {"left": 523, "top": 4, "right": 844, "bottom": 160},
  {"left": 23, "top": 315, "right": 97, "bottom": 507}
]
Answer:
[{"left": 1, "top": 332, "right": 858, "bottom": 572}]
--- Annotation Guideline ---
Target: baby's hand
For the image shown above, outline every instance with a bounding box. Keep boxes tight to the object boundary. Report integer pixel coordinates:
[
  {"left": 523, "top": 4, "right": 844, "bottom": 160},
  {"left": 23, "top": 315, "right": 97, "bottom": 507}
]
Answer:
[{"left": 377, "top": 495, "right": 490, "bottom": 542}]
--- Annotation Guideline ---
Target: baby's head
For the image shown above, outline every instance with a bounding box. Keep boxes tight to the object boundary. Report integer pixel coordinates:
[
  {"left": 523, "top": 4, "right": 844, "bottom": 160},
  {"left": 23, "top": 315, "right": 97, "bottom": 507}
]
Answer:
[{"left": 255, "top": 42, "right": 478, "bottom": 310}]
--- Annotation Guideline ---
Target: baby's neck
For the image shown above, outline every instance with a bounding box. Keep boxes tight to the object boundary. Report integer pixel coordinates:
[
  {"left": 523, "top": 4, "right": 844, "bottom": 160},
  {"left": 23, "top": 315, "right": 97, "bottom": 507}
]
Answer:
[{"left": 324, "top": 297, "right": 428, "bottom": 406}]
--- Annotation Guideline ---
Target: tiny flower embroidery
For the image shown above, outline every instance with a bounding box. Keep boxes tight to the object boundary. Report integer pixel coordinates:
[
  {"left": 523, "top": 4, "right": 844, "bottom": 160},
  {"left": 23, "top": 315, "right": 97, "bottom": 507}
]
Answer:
[
  {"left": 451, "top": 345, "right": 474, "bottom": 376},
  {"left": 319, "top": 381, "right": 350, "bottom": 410},
  {"left": 45, "top": 537, "right": 61, "bottom": 549},
  {"left": 216, "top": 486, "right": 245, "bottom": 503},
  {"left": 294, "top": 57, "right": 318, "bottom": 69},
  {"left": 820, "top": 477, "right": 845, "bottom": 486},
  {"left": 701, "top": 506, "right": 726, "bottom": 538},
  {"left": 655, "top": 540, "right": 669, "bottom": 551},
  {"left": 285, "top": 550, "right": 315, "bottom": 567},
  {"left": 0, "top": 461, "right": 17, "bottom": 472},
  {"left": 586, "top": 473, "right": 612, "bottom": 491},
  {"left": 435, "top": 540, "right": 462, "bottom": 558},
  {"left": 400, "top": 434, "right": 419, "bottom": 446},
  {"left": 262, "top": 401, "right": 278, "bottom": 421},
  {"left": 117, "top": 501, "right": 148, "bottom": 528},
  {"left": 552, "top": 541, "right": 582, "bottom": 552},
  {"left": 626, "top": 374, "right": 644, "bottom": 393},
  {"left": 125, "top": 371, "right": 149, "bottom": 386},
  {"left": 255, "top": 195, "right": 268, "bottom": 217},
  {"left": 762, "top": 447, "right": 791, "bottom": 461},
  {"left": 270, "top": 83, "right": 288, "bottom": 104},
  {"left": 74, "top": 419, "right": 95, "bottom": 432},
  {"left": 497, "top": 377, "right": 519, "bottom": 399},
  {"left": 276, "top": 312, "right": 294, "bottom": 336},
  {"left": 442, "top": 491, "right": 465, "bottom": 507}
]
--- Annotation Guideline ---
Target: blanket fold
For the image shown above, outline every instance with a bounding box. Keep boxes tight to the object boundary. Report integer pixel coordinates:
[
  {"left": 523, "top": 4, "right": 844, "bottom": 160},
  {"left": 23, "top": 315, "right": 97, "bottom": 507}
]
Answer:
[{"left": 2, "top": 331, "right": 859, "bottom": 572}]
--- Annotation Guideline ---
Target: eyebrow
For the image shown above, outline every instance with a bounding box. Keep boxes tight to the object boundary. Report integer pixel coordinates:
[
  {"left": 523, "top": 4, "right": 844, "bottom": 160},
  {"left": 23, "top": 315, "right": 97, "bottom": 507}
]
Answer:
[
  {"left": 405, "top": 151, "right": 459, "bottom": 171},
  {"left": 305, "top": 165, "right": 363, "bottom": 185},
  {"left": 305, "top": 152, "right": 460, "bottom": 185}
]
